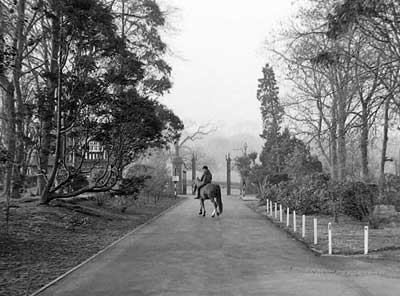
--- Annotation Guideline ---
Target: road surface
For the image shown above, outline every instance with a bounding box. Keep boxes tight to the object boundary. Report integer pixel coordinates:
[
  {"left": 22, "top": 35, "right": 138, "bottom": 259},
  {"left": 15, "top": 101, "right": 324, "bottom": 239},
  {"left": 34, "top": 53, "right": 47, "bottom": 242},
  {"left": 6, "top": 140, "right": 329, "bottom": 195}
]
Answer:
[{"left": 39, "top": 195, "right": 400, "bottom": 296}]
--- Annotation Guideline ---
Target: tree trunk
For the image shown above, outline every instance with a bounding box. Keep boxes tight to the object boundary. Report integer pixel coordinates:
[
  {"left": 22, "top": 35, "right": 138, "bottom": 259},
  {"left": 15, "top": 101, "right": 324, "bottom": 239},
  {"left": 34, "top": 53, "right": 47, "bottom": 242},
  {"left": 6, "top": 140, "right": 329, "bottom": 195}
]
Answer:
[
  {"left": 40, "top": 2, "right": 61, "bottom": 203},
  {"left": 378, "top": 97, "right": 390, "bottom": 203},
  {"left": 38, "top": 1, "right": 61, "bottom": 200},
  {"left": 2, "top": 85, "right": 16, "bottom": 200},
  {"left": 360, "top": 102, "right": 369, "bottom": 181},
  {"left": 337, "top": 94, "right": 347, "bottom": 182},
  {"left": 11, "top": 0, "right": 27, "bottom": 199},
  {"left": 0, "top": 4, "right": 16, "bottom": 200},
  {"left": 330, "top": 97, "right": 338, "bottom": 181}
]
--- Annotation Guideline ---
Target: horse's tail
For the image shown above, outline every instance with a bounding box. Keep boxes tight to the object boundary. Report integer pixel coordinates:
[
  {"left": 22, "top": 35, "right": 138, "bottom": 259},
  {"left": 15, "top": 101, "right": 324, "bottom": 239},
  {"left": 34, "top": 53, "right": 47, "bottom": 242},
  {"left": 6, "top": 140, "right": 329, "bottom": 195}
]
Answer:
[{"left": 216, "top": 185, "right": 223, "bottom": 214}]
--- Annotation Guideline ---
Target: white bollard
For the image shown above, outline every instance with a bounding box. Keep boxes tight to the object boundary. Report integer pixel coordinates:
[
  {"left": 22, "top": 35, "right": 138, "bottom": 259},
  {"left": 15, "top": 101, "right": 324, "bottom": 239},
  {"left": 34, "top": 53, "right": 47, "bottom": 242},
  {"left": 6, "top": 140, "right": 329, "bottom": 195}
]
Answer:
[
  {"left": 286, "top": 208, "right": 290, "bottom": 227},
  {"left": 302, "top": 215, "right": 306, "bottom": 238},
  {"left": 293, "top": 211, "right": 296, "bottom": 232},
  {"left": 313, "top": 218, "right": 318, "bottom": 245},
  {"left": 266, "top": 199, "right": 269, "bottom": 213},
  {"left": 328, "top": 222, "right": 332, "bottom": 255},
  {"left": 270, "top": 202, "right": 273, "bottom": 216},
  {"left": 274, "top": 203, "right": 277, "bottom": 219},
  {"left": 279, "top": 204, "right": 283, "bottom": 222},
  {"left": 364, "top": 226, "right": 369, "bottom": 255}
]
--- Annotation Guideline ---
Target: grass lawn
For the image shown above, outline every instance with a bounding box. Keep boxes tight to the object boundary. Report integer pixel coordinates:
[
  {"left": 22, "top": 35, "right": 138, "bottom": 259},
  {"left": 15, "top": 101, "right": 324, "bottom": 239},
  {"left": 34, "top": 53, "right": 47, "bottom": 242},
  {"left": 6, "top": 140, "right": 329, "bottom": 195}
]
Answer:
[
  {"left": 0, "top": 194, "right": 186, "bottom": 296},
  {"left": 248, "top": 201, "right": 400, "bottom": 255}
]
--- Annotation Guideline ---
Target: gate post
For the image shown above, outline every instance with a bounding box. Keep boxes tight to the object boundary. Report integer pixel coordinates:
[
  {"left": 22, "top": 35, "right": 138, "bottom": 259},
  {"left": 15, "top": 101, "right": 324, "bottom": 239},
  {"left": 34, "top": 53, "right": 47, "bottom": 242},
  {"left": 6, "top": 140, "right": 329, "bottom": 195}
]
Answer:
[
  {"left": 191, "top": 153, "right": 196, "bottom": 195},
  {"left": 226, "top": 153, "right": 231, "bottom": 195},
  {"left": 182, "top": 170, "right": 187, "bottom": 195},
  {"left": 172, "top": 156, "right": 184, "bottom": 194}
]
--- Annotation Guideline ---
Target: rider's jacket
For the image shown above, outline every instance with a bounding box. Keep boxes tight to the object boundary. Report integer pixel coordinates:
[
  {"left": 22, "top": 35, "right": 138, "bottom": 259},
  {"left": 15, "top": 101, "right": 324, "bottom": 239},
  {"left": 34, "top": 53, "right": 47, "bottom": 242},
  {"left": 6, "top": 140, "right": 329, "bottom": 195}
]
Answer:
[{"left": 200, "top": 169, "right": 212, "bottom": 184}]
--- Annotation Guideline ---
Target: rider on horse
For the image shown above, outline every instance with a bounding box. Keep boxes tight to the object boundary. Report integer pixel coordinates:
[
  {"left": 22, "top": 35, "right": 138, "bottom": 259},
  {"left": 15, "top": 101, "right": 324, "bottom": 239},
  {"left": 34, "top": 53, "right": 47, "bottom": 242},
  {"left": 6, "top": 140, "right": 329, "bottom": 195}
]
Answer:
[{"left": 194, "top": 165, "right": 212, "bottom": 199}]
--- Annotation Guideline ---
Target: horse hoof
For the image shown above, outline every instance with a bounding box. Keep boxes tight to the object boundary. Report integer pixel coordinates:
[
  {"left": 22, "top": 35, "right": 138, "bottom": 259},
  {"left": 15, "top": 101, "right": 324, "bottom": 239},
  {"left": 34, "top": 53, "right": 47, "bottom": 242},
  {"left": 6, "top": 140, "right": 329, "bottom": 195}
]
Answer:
[{"left": 217, "top": 212, "right": 220, "bottom": 216}]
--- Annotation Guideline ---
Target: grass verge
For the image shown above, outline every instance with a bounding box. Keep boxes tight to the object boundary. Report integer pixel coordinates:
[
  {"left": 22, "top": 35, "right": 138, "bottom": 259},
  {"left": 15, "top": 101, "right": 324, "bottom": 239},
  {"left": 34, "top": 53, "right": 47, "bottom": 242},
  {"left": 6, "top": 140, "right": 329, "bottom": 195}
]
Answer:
[
  {"left": 0, "top": 195, "right": 186, "bottom": 296},
  {"left": 246, "top": 201, "right": 400, "bottom": 256}
]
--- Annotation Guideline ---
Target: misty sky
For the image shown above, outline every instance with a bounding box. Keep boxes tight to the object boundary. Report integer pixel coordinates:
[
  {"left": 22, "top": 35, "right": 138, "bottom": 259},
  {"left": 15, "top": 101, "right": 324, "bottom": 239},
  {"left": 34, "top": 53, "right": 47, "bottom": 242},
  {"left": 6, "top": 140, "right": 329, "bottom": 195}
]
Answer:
[{"left": 161, "top": 0, "right": 296, "bottom": 139}]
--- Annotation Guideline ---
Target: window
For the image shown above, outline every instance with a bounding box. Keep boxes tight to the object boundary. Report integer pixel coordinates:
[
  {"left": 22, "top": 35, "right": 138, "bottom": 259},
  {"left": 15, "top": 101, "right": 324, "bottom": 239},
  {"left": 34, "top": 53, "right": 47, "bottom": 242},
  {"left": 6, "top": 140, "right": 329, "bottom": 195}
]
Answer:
[{"left": 89, "top": 141, "right": 101, "bottom": 152}]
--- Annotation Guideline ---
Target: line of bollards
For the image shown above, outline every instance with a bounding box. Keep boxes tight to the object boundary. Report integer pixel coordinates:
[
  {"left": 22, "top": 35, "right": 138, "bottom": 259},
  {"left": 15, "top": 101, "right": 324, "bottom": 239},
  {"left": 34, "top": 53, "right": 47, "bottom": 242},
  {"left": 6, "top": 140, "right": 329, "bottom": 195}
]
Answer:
[{"left": 265, "top": 199, "right": 369, "bottom": 256}]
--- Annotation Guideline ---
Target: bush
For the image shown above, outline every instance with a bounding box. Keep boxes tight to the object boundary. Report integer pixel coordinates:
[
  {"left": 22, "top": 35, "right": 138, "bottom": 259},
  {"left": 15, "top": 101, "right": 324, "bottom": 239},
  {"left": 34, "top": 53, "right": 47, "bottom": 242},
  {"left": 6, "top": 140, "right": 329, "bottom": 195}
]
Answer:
[
  {"left": 261, "top": 173, "right": 378, "bottom": 221},
  {"left": 385, "top": 174, "right": 400, "bottom": 211},
  {"left": 262, "top": 173, "right": 333, "bottom": 215},
  {"left": 266, "top": 174, "right": 289, "bottom": 185},
  {"left": 70, "top": 173, "right": 90, "bottom": 192},
  {"left": 114, "top": 176, "right": 150, "bottom": 197},
  {"left": 112, "top": 176, "right": 150, "bottom": 212},
  {"left": 341, "top": 182, "right": 377, "bottom": 221},
  {"left": 25, "top": 176, "right": 37, "bottom": 188}
]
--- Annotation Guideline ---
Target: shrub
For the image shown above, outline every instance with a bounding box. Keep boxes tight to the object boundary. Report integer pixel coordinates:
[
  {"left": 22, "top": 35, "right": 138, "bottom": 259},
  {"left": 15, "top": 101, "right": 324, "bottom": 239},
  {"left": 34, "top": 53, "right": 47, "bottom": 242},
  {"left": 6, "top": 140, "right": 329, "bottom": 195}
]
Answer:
[
  {"left": 266, "top": 174, "right": 289, "bottom": 185},
  {"left": 70, "top": 173, "right": 90, "bottom": 192},
  {"left": 112, "top": 176, "right": 150, "bottom": 212},
  {"left": 25, "top": 176, "right": 37, "bottom": 188},
  {"left": 341, "top": 182, "right": 377, "bottom": 221},
  {"left": 262, "top": 173, "right": 333, "bottom": 215},
  {"left": 261, "top": 173, "right": 378, "bottom": 221},
  {"left": 114, "top": 176, "right": 150, "bottom": 197},
  {"left": 385, "top": 174, "right": 400, "bottom": 211}
]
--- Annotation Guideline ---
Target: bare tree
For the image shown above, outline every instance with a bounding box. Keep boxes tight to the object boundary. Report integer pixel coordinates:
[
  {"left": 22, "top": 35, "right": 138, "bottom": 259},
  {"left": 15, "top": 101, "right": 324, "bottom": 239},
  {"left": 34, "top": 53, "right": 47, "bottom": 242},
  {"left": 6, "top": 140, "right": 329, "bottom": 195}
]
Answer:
[
  {"left": 174, "top": 123, "right": 217, "bottom": 160},
  {"left": 269, "top": 0, "right": 390, "bottom": 182}
]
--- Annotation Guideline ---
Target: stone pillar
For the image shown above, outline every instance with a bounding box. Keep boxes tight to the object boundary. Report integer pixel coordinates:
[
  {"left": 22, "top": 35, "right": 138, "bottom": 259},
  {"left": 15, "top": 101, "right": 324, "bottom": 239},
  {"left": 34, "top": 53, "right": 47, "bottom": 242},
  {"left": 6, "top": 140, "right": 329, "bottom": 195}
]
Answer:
[
  {"left": 226, "top": 153, "right": 231, "bottom": 195},
  {"left": 182, "top": 170, "right": 187, "bottom": 195},
  {"left": 172, "top": 156, "right": 184, "bottom": 194},
  {"left": 191, "top": 153, "right": 196, "bottom": 195},
  {"left": 191, "top": 154, "right": 196, "bottom": 179}
]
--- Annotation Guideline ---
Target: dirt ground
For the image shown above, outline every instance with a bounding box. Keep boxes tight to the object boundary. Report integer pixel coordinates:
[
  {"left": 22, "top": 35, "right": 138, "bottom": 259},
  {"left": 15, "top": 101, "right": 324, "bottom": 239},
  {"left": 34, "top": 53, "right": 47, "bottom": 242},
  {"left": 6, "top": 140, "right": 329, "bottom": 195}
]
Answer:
[{"left": 0, "top": 194, "right": 185, "bottom": 296}]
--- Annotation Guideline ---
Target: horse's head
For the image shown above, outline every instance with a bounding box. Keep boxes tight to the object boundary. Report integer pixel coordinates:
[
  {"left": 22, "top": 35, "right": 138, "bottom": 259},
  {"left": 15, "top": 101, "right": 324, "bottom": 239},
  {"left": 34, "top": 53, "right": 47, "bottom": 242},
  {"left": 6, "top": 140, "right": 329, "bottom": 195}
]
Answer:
[
  {"left": 191, "top": 179, "right": 197, "bottom": 194},
  {"left": 192, "top": 178, "right": 201, "bottom": 193}
]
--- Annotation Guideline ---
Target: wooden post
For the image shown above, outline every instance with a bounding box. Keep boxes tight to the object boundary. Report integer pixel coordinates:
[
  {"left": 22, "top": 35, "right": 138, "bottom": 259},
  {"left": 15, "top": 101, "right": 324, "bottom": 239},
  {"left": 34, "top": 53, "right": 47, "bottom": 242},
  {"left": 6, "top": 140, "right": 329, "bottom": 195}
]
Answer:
[
  {"left": 364, "top": 226, "right": 369, "bottom": 255},
  {"left": 293, "top": 211, "right": 296, "bottom": 232},
  {"left": 302, "top": 215, "right": 306, "bottom": 238},
  {"left": 279, "top": 204, "right": 282, "bottom": 222},
  {"left": 328, "top": 222, "right": 332, "bottom": 255},
  {"left": 286, "top": 208, "right": 289, "bottom": 227},
  {"left": 313, "top": 218, "right": 318, "bottom": 245}
]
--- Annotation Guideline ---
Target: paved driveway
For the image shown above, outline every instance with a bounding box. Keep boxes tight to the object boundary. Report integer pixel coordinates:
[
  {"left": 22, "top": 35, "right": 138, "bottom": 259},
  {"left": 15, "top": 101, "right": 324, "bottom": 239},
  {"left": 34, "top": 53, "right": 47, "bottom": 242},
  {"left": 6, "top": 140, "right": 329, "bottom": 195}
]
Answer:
[{"left": 39, "top": 195, "right": 400, "bottom": 296}]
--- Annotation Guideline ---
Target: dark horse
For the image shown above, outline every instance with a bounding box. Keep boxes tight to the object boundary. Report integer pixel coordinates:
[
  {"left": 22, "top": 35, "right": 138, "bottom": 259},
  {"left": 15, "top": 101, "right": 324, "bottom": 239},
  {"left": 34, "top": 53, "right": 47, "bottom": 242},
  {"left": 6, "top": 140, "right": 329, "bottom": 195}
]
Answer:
[{"left": 192, "top": 178, "right": 223, "bottom": 217}]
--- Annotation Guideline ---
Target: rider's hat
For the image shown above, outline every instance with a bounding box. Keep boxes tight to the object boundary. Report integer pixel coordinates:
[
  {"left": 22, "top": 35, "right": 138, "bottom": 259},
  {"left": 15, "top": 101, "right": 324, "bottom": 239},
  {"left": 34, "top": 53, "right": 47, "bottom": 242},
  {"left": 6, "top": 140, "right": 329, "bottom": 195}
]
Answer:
[{"left": 202, "top": 165, "right": 208, "bottom": 170}]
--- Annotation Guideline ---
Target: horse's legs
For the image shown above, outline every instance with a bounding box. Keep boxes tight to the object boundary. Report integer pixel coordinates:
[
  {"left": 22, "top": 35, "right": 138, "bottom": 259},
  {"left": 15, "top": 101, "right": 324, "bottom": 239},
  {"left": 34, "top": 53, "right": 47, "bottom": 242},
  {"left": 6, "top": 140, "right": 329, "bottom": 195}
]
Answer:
[
  {"left": 198, "top": 199, "right": 203, "bottom": 215},
  {"left": 202, "top": 199, "right": 206, "bottom": 217},
  {"left": 199, "top": 199, "right": 206, "bottom": 217},
  {"left": 211, "top": 198, "right": 218, "bottom": 218}
]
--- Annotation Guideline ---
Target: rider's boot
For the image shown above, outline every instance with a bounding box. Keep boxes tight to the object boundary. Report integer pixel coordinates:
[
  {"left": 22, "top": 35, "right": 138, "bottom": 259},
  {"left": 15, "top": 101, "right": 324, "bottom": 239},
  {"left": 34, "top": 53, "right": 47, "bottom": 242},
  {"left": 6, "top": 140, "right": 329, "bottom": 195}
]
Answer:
[{"left": 194, "top": 189, "right": 200, "bottom": 199}]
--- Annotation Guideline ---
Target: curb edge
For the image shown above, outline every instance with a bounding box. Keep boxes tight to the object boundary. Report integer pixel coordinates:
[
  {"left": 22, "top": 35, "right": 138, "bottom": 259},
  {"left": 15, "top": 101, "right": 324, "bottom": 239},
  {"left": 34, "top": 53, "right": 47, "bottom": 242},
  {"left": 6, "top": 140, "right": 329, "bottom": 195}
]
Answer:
[{"left": 30, "top": 196, "right": 188, "bottom": 296}]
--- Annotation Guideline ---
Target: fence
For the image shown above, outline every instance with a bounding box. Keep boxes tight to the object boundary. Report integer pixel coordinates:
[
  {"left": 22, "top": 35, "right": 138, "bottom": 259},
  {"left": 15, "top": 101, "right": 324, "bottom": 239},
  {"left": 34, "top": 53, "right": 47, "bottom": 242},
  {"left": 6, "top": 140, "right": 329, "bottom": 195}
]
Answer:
[{"left": 265, "top": 199, "right": 370, "bottom": 255}]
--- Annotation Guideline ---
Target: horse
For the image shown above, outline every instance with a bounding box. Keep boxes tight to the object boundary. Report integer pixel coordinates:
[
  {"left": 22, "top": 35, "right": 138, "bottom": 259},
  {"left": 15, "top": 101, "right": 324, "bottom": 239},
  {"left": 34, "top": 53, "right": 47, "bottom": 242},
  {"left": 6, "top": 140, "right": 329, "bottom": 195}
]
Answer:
[{"left": 192, "top": 178, "right": 223, "bottom": 217}]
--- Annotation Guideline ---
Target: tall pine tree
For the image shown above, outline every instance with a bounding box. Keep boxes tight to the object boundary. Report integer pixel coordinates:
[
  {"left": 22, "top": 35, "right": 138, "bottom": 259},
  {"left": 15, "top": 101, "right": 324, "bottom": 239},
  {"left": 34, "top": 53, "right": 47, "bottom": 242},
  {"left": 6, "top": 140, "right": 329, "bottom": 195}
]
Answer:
[{"left": 257, "top": 64, "right": 284, "bottom": 172}]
